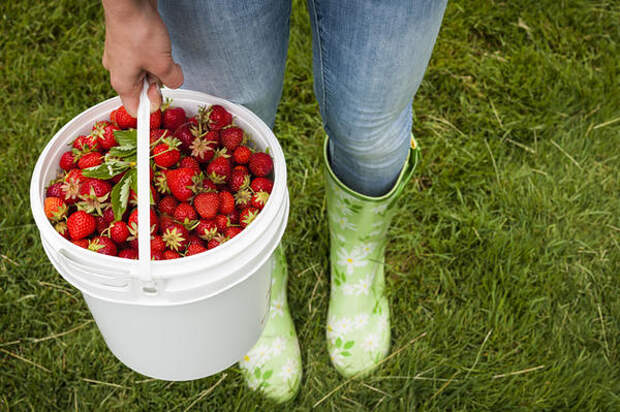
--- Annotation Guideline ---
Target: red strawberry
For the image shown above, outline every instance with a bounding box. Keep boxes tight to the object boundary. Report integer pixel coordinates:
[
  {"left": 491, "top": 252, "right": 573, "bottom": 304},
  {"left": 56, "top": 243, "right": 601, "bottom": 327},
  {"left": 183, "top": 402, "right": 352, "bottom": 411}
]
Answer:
[
  {"left": 161, "top": 222, "right": 189, "bottom": 252},
  {"left": 92, "top": 120, "right": 110, "bottom": 131},
  {"left": 179, "top": 156, "right": 201, "bottom": 172},
  {"left": 153, "top": 171, "right": 170, "bottom": 195},
  {"left": 103, "top": 207, "right": 116, "bottom": 225},
  {"left": 225, "top": 226, "right": 242, "bottom": 239},
  {"left": 79, "top": 178, "right": 112, "bottom": 198},
  {"left": 205, "top": 129, "right": 220, "bottom": 146},
  {"left": 150, "top": 128, "right": 169, "bottom": 144},
  {"left": 214, "top": 214, "right": 229, "bottom": 232},
  {"left": 187, "top": 234, "right": 205, "bottom": 247},
  {"left": 61, "top": 169, "right": 85, "bottom": 205},
  {"left": 158, "top": 195, "right": 178, "bottom": 216},
  {"left": 227, "top": 208, "right": 240, "bottom": 225},
  {"left": 67, "top": 211, "right": 96, "bottom": 240},
  {"left": 72, "top": 239, "right": 89, "bottom": 249},
  {"left": 190, "top": 132, "right": 218, "bottom": 164},
  {"left": 163, "top": 250, "right": 180, "bottom": 259},
  {"left": 59, "top": 151, "right": 76, "bottom": 171},
  {"left": 208, "top": 105, "right": 232, "bottom": 130},
  {"left": 249, "top": 152, "right": 273, "bottom": 177},
  {"left": 78, "top": 178, "right": 112, "bottom": 215},
  {"left": 163, "top": 107, "right": 186, "bottom": 131},
  {"left": 202, "top": 178, "right": 217, "bottom": 192},
  {"left": 233, "top": 145, "right": 252, "bottom": 165},
  {"left": 186, "top": 242, "right": 207, "bottom": 256},
  {"left": 109, "top": 221, "right": 130, "bottom": 244},
  {"left": 93, "top": 121, "right": 120, "bottom": 149},
  {"left": 220, "top": 127, "right": 244, "bottom": 152},
  {"left": 167, "top": 168, "right": 198, "bottom": 202},
  {"left": 151, "top": 250, "right": 164, "bottom": 260},
  {"left": 206, "top": 156, "right": 231, "bottom": 184},
  {"left": 88, "top": 236, "right": 117, "bottom": 256},
  {"left": 218, "top": 191, "right": 235, "bottom": 214},
  {"left": 233, "top": 165, "right": 249, "bottom": 173},
  {"left": 128, "top": 208, "right": 159, "bottom": 235},
  {"left": 118, "top": 248, "right": 138, "bottom": 259},
  {"left": 44, "top": 197, "right": 67, "bottom": 221},
  {"left": 207, "top": 235, "right": 227, "bottom": 250},
  {"left": 173, "top": 202, "right": 198, "bottom": 222},
  {"left": 151, "top": 235, "right": 166, "bottom": 253},
  {"left": 109, "top": 108, "right": 118, "bottom": 125},
  {"left": 150, "top": 109, "right": 162, "bottom": 129},
  {"left": 250, "top": 177, "right": 273, "bottom": 194},
  {"left": 111, "top": 170, "right": 126, "bottom": 184},
  {"left": 173, "top": 123, "right": 195, "bottom": 154},
  {"left": 73, "top": 135, "right": 101, "bottom": 152},
  {"left": 114, "top": 106, "right": 137, "bottom": 129},
  {"left": 251, "top": 191, "right": 270, "bottom": 210},
  {"left": 195, "top": 219, "right": 218, "bottom": 240},
  {"left": 95, "top": 216, "right": 108, "bottom": 233},
  {"left": 229, "top": 168, "right": 250, "bottom": 192},
  {"left": 66, "top": 168, "right": 85, "bottom": 183},
  {"left": 240, "top": 207, "right": 259, "bottom": 228},
  {"left": 159, "top": 214, "right": 176, "bottom": 233},
  {"left": 234, "top": 188, "right": 252, "bottom": 209},
  {"left": 77, "top": 152, "right": 103, "bottom": 169},
  {"left": 153, "top": 140, "right": 181, "bottom": 168},
  {"left": 193, "top": 192, "right": 220, "bottom": 219},
  {"left": 46, "top": 182, "right": 65, "bottom": 199}
]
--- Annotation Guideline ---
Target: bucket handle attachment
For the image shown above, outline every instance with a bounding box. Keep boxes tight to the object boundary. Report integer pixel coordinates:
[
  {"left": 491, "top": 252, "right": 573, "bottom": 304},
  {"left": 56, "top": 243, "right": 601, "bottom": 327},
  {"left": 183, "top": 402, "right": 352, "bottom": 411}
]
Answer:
[{"left": 136, "top": 79, "right": 154, "bottom": 288}]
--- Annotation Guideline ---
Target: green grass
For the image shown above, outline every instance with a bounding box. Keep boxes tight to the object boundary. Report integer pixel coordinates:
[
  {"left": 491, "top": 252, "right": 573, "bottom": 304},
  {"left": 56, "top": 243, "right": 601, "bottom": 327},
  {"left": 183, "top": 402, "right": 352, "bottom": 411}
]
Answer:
[{"left": 1, "top": 0, "right": 619, "bottom": 410}]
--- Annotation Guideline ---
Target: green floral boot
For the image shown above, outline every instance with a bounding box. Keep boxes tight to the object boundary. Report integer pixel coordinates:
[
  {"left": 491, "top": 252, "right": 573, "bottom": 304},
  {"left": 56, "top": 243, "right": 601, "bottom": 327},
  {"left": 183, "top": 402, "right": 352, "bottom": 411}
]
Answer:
[
  {"left": 238, "top": 245, "right": 302, "bottom": 402},
  {"left": 324, "top": 136, "right": 420, "bottom": 378}
]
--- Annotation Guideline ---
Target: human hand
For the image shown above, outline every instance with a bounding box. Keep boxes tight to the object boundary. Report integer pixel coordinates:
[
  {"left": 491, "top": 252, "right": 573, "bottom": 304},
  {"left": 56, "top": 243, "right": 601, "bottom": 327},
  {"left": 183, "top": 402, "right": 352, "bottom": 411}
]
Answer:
[{"left": 101, "top": 0, "right": 183, "bottom": 115}]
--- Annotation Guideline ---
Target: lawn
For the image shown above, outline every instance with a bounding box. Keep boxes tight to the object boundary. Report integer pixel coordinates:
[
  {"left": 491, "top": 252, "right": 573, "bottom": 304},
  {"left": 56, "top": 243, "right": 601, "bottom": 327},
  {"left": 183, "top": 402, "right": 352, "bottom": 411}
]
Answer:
[{"left": 1, "top": 0, "right": 619, "bottom": 410}]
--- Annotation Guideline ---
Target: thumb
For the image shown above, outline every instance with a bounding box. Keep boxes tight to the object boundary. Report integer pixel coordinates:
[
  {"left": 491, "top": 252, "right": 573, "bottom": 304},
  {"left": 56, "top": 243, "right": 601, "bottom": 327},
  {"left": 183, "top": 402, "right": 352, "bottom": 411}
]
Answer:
[{"left": 146, "top": 74, "right": 163, "bottom": 113}]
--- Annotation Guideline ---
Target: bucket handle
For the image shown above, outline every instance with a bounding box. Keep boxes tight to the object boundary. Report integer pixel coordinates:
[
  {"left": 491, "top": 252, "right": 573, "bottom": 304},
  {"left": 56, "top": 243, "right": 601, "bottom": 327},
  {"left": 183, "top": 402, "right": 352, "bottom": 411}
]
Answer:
[{"left": 136, "top": 79, "right": 153, "bottom": 285}]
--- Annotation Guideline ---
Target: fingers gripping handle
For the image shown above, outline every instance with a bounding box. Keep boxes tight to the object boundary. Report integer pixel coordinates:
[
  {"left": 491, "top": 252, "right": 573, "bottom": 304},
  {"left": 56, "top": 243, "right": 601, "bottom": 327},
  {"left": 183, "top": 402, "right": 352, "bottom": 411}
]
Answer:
[{"left": 137, "top": 79, "right": 153, "bottom": 282}]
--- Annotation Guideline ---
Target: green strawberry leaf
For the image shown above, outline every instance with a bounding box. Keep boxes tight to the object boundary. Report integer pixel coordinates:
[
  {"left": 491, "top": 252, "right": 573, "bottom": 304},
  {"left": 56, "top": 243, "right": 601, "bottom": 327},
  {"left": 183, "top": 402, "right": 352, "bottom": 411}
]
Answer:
[
  {"left": 254, "top": 367, "right": 261, "bottom": 378},
  {"left": 335, "top": 337, "right": 342, "bottom": 348},
  {"left": 334, "top": 277, "right": 341, "bottom": 286},
  {"left": 111, "top": 169, "right": 135, "bottom": 221},
  {"left": 343, "top": 341, "right": 355, "bottom": 350},
  {"left": 107, "top": 145, "right": 136, "bottom": 159},
  {"left": 82, "top": 161, "right": 130, "bottom": 180},
  {"left": 129, "top": 169, "right": 155, "bottom": 205},
  {"left": 263, "top": 370, "right": 273, "bottom": 380},
  {"left": 114, "top": 129, "right": 137, "bottom": 147},
  {"left": 341, "top": 351, "right": 351, "bottom": 357}
]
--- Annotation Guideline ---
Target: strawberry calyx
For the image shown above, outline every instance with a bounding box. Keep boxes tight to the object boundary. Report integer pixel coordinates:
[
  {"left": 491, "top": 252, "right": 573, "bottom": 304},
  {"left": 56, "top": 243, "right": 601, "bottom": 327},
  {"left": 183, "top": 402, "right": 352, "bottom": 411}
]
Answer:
[
  {"left": 234, "top": 189, "right": 252, "bottom": 207},
  {"left": 162, "top": 226, "right": 187, "bottom": 252},
  {"left": 154, "top": 171, "right": 170, "bottom": 194},
  {"left": 77, "top": 186, "right": 110, "bottom": 216},
  {"left": 54, "top": 221, "right": 69, "bottom": 237},
  {"left": 88, "top": 238, "right": 105, "bottom": 252}
]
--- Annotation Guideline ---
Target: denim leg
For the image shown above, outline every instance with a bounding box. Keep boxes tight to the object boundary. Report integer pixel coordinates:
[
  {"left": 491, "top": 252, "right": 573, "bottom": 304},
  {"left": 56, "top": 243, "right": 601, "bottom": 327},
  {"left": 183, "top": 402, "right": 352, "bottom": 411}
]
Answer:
[
  {"left": 158, "top": 0, "right": 292, "bottom": 127},
  {"left": 307, "top": 0, "right": 447, "bottom": 196}
]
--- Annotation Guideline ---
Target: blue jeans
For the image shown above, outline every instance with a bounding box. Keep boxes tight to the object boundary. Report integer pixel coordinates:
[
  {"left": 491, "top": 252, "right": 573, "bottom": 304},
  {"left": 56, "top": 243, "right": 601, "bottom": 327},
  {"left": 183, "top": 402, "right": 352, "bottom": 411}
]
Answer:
[{"left": 159, "top": 0, "right": 446, "bottom": 196}]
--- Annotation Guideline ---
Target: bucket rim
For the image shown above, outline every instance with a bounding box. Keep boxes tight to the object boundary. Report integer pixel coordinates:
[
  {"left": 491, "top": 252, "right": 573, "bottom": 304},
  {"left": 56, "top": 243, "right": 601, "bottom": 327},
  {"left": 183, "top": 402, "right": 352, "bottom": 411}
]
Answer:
[{"left": 30, "top": 89, "right": 288, "bottom": 284}]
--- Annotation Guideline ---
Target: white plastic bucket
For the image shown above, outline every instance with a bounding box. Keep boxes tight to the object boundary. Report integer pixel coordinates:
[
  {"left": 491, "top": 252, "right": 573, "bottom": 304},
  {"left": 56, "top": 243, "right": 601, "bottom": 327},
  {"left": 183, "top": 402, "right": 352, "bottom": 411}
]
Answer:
[{"left": 30, "top": 89, "right": 289, "bottom": 381}]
